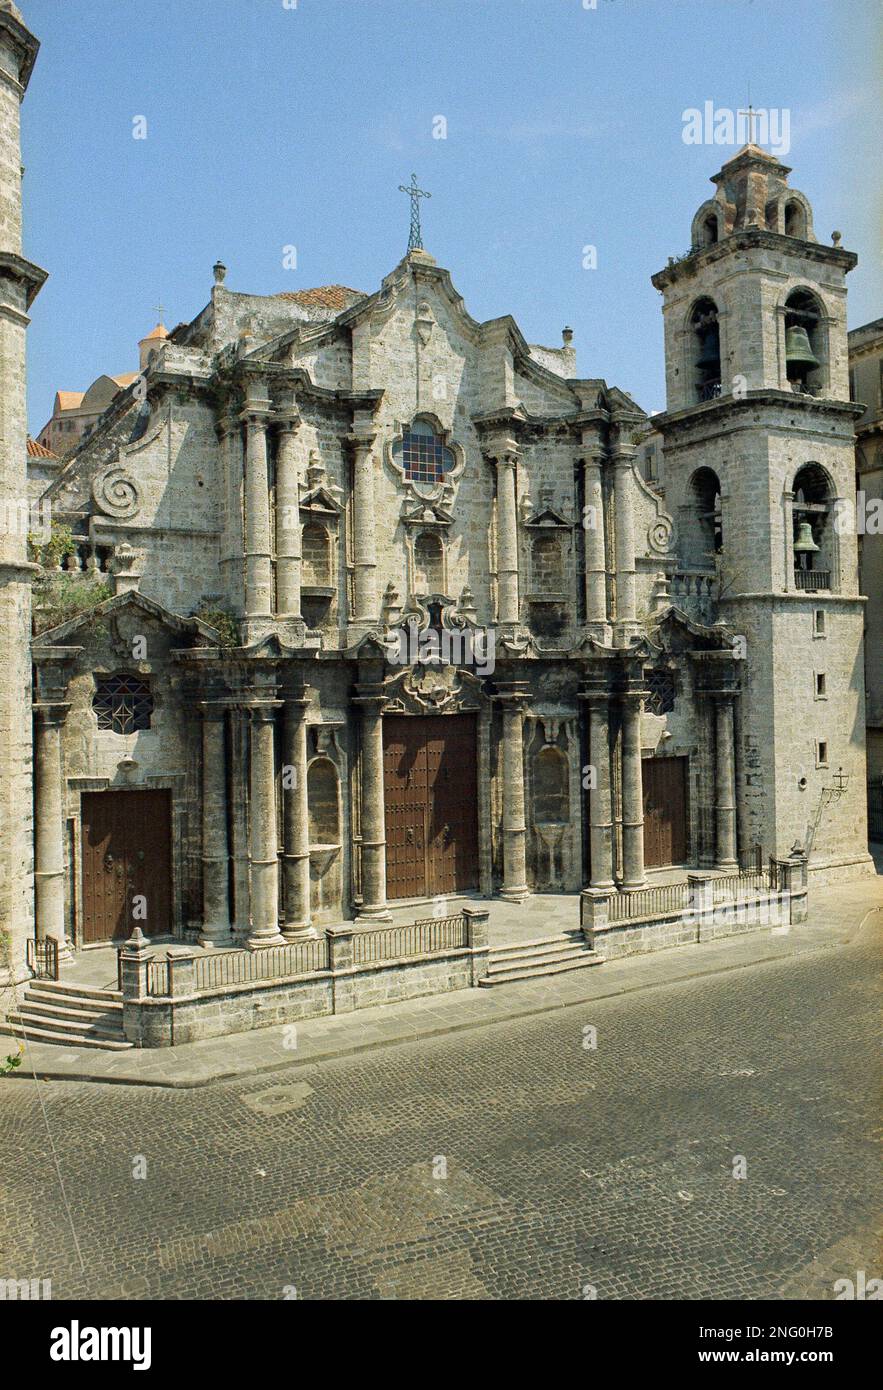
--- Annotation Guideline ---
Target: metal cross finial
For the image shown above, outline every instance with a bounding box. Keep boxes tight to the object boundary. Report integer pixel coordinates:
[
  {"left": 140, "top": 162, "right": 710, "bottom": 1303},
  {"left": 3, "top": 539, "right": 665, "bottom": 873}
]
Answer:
[
  {"left": 398, "top": 173, "right": 431, "bottom": 251},
  {"left": 153, "top": 300, "right": 165, "bottom": 323},
  {"left": 738, "top": 102, "right": 759, "bottom": 146}
]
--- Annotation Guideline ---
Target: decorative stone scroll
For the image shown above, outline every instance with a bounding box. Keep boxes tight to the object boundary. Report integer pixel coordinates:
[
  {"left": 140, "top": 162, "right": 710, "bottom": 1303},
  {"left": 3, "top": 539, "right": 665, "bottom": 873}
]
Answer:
[{"left": 92, "top": 463, "right": 141, "bottom": 519}]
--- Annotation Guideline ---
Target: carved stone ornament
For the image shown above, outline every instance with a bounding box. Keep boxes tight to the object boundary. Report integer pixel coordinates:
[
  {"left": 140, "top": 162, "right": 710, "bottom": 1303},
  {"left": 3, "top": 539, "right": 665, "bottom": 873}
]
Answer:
[{"left": 92, "top": 463, "right": 142, "bottom": 519}]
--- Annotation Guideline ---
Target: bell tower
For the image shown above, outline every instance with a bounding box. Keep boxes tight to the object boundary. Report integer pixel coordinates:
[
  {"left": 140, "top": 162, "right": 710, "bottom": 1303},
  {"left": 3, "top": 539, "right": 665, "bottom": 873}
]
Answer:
[
  {"left": 0, "top": 2, "right": 46, "bottom": 982},
  {"left": 651, "top": 144, "right": 872, "bottom": 879}
]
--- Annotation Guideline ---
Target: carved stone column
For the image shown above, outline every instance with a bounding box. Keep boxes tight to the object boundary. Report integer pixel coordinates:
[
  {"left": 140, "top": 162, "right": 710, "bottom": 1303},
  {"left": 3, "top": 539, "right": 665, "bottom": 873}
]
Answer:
[
  {"left": 581, "top": 689, "right": 615, "bottom": 888},
  {"left": 619, "top": 687, "right": 647, "bottom": 889},
  {"left": 497, "top": 685, "right": 529, "bottom": 902},
  {"left": 275, "top": 416, "right": 302, "bottom": 619},
  {"left": 33, "top": 701, "right": 70, "bottom": 952},
  {"left": 247, "top": 702, "right": 284, "bottom": 947},
  {"left": 713, "top": 694, "right": 738, "bottom": 870},
  {"left": 612, "top": 442, "right": 639, "bottom": 645},
  {"left": 229, "top": 704, "right": 251, "bottom": 942},
  {"left": 354, "top": 687, "right": 390, "bottom": 921},
  {"left": 351, "top": 433, "right": 379, "bottom": 627},
  {"left": 199, "top": 703, "right": 233, "bottom": 947},
  {"left": 241, "top": 402, "right": 273, "bottom": 632},
  {"left": 282, "top": 686, "right": 314, "bottom": 939},
  {"left": 217, "top": 414, "right": 244, "bottom": 609},
  {"left": 581, "top": 448, "right": 610, "bottom": 640},
  {"left": 494, "top": 449, "right": 520, "bottom": 627}
]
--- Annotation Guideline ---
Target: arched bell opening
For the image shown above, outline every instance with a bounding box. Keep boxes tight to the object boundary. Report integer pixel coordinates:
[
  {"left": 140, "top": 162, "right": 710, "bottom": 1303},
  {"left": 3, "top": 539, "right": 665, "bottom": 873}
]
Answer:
[
  {"left": 784, "top": 289, "right": 825, "bottom": 395},
  {"left": 791, "top": 463, "right": 836, "bottom": 592},
  {"left": 689, "top": 466, "right": 723, "bottom": 560},
  {"left": 691, "top": 298, "right": 721, "bottom": 402},
  {"left": 784, "top": 200, "right": 807, "bottom": 239}
]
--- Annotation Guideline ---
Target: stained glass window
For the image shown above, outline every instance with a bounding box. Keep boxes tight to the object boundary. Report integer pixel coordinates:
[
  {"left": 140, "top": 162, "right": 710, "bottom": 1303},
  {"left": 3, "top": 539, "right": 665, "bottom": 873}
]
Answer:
[
  {"left": 393, "top": 418, "right": 455, "bottom": 486},
  {"left": 93, "top": 675, "right": 153, "bottom": 734}
]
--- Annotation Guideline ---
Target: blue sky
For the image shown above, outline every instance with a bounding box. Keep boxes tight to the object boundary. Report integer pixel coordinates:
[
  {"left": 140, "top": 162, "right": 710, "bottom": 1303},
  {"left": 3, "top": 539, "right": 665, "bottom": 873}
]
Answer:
[{"left": 21, "top": 0, "right": 882, "bottom": 434}]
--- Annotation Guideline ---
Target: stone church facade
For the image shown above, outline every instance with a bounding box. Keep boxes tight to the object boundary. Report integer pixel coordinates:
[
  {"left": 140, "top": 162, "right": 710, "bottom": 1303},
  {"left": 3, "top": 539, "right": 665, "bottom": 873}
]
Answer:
[{"left": 0, "top": 4, "right": 873, "bottom": 980}]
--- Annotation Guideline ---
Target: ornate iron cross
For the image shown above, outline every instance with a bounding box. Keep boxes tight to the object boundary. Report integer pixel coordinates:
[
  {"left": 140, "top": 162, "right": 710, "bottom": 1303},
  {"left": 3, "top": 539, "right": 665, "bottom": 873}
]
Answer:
[{"left": 398, "top": 173, "right": 431, "bottom": 251}]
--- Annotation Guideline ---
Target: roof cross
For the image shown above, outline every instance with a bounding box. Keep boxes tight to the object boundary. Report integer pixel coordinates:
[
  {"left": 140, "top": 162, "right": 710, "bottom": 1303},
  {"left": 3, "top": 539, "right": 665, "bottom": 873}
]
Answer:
[{"left": 398, "top": 173, "right": 431, "bottom": 252}]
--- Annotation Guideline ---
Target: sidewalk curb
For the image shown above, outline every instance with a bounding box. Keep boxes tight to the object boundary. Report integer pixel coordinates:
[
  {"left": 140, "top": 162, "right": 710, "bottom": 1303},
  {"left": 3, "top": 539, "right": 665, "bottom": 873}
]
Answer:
[{"left": 5, "top": 902, "right": 879, "bottom": 1090}]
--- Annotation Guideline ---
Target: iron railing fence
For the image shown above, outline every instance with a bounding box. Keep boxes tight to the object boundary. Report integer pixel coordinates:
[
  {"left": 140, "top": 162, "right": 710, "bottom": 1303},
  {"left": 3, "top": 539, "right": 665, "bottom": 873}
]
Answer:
[
  {"left": 26, "top": 936, "right": 59, "bottom": 981},
  {"left": 352, "top": 914, "right": 468, "bottom": 964},
  {"left": 794, "top": 570, "right": 831, "bottom": 591},
  {"left": 190, "top": 938, "right": 330, "bottom": 992},
  {"left": 608, "top": 882, "right": 690, "bottom": 923}
]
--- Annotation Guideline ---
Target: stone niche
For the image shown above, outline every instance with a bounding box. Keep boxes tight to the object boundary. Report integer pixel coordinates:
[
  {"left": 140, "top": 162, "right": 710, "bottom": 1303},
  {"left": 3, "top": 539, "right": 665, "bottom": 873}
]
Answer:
[{"left": 306, "top": 726, "right": 343, "bottom": 924}]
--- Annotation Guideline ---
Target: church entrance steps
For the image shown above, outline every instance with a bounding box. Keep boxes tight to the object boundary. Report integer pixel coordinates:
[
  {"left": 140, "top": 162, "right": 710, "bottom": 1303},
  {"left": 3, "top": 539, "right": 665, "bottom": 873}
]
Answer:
[
  {"left": 479, "top": 930, "right": 601, "bottom": 986},
  {"left": 1, "top": 979, "right": 131, "bottom": 1050}
]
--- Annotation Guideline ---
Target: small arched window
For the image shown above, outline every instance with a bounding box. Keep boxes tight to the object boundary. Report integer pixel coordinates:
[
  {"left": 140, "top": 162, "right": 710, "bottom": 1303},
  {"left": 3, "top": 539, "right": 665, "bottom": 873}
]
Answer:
[
  {"left": 691, "top": 298, "right": 721, "bottom": 402},
  {"left": 301, "top": 522, "right": 331, "bottom": 586},
  {"left": 531, "top": 533, "right": 564, "bottom": 592},
  {"left": 413, "top": 532, "right": 444, "bottom": 593},
  {"left": 702, "top": 213, "right": 718, "bottom": 246}
]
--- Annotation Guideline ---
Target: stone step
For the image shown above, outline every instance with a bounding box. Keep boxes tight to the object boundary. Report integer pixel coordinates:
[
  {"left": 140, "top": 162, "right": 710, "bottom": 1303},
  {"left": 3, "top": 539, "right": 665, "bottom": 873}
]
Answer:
[
  {"left": 6, "top": 1008, "right": 127, "bottom": 1041},
  {"left": 15, "top": 999, "right": 124, "bottom": 1028},
  {"left": 28, "top": 980, "right": 122, "bottom": 1005},
  {"left": 0, "top": 1022, "right": 132, "bottom": 1051},
  {"left": 480, "top": 933, "right": 601, "bottom": 987},
  {"left": 489, "top": 931, "right": 586, "bottom": 958}
]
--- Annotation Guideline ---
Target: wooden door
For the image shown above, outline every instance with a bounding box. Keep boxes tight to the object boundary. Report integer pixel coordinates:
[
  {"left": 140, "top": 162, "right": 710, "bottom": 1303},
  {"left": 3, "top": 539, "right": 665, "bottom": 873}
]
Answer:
[
  {"left": 383, "top": 715, "right": 479, "bottom": 899},
  {"left": 81, "top": 790, "right": 172, "bottom": 943},
  {"left": 642, "top": 757, "right": 688, "bottom": 868}
]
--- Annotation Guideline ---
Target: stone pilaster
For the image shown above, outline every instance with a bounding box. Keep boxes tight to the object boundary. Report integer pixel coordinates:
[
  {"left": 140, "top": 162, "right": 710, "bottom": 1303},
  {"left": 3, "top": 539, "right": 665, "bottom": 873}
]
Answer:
[
  {"left": 354, "top": 686, "right": 390, "bottom": 921},
  {"left": 33, "top": 702, "right": 71, "bottom": 954},
  {"left": 350, "top": 433, "right": 379, "bottom": 631},
  {"left": 612, "top": 443, "right": 640, "bottom": 645},
  {"left": 713, "top": 694, "right": 738, "bottom": 870},
  {"left": 619, "top": 687, "right": 647, "bottom": 889},
  {"left": 199, "top": 703, "right": 233, "bottom": 947},
  {"left": 217, "top": 414, "right": 245, "bottom": 610},
  {"left": 282, "top": 686, "right": 314, "bottom": 940},
  {"left": 241, "top": 400, "right": 273, "bottom": 638},
  {"left": 581, "top": 449, "right": 610, "bottom": 641},
  {"left": 275, "top": 416, "right": 302, "bottom": 620},
  {"left": 497, "top": 684, "right": 529, "bottom": 902},
  {"left": 494, "top": 449, "right": 520, "bottom": 628},
  {"left": 247, "top": 702, "right": 285, "bottom": 948},
  {"left": 581, "top": 688, "right": 615, "bottom": 888},
  {"left": 0, "top": 8, "right": 45, "bottom": 986},
  {"left": 229, "top": 704, "right": 251, "bottom": 942}
]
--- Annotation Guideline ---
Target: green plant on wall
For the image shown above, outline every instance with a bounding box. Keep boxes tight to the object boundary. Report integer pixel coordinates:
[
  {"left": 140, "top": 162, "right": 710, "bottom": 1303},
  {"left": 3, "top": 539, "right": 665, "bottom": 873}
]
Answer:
[
  {"left": 193, "top": 605, "right": 239, "bottom": 648},
  {"left": 28, "top": 519, "right": 76, "bottom": 569},
  {"left": 32, "top": 571, "right": 112, "bottom": 635}
]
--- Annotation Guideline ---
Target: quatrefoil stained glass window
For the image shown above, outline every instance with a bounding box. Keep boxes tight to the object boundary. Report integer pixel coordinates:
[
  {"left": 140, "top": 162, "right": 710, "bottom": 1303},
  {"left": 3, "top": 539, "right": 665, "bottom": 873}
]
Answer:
[
  {"left": 93, "top": 675, "right": 154, "bottom": 734},
  {"left": 393, "top": 419, "right": 455, "bottom": 487}
]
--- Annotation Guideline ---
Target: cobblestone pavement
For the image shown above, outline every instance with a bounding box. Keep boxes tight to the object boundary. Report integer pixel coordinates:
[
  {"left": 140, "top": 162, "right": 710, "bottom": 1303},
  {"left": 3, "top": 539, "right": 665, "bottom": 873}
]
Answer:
[{"left": 1, "top": 914, "right": 880, "bottom": 1301}]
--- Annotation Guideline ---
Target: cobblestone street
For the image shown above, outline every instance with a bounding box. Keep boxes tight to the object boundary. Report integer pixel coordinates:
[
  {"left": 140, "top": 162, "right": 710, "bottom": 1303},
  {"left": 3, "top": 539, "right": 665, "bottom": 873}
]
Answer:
[{"left": 1, "top": 915, "right": 880, "bottom": 1301}]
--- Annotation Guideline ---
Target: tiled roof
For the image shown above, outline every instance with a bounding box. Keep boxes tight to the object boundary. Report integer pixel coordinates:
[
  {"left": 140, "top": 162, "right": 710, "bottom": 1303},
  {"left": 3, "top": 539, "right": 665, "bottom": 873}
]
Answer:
[
  {"left": 55, "top": 390, "right": 85, "bottom": 410},
  {"left": 141, "top": 323, "right": 168, "bottom": 341},
  {"left": 27, "top": 436, "right": 58, "bottom": 458},
  {"left": 111, "top": 372, "right": 139, "bottom": 388},
  {"left": 275, "top": 285, "right": 364, "bottom": 312}
]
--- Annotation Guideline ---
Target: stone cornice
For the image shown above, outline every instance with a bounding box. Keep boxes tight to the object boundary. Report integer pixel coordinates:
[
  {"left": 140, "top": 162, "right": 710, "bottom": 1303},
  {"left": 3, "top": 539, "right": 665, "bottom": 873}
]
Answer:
[
  {"left": 652, "top": 229, "right": 857, "bottom": 292},
  {"left": 0, "top": 251, "right": 48, "bottom": 307},
  {"left": 654, "top": 389, "right": 864, "bottom": 437},
  {"left": 0, "top": 7, "right": 39, "bottom": 91}
]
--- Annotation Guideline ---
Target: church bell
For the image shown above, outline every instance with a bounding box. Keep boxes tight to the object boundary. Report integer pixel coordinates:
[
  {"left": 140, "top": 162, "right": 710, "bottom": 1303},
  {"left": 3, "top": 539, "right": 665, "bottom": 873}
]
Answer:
[
  {"left": 792, "top": 520, "right": 820, "bottom": 554},
  {"left": 785, "top": 324, "right": 820, "bottom": 376},
  {"left": 696, "top": 326, "right": 720, "bottom": 373}
]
